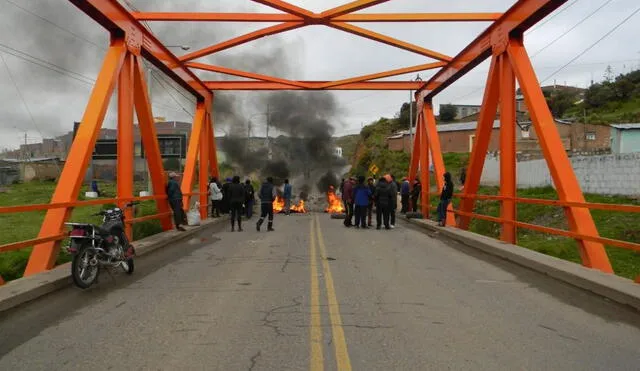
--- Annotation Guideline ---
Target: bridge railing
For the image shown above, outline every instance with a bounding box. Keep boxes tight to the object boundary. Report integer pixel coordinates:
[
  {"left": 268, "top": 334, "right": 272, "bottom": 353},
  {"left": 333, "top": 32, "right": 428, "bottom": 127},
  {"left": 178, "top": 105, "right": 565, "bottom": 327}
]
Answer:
[
  {"left": 425, "top": 192, "right": 640, "bottom": 282},
  {"left": 0, "top": 192, "right": 202, "bottom": 285}
]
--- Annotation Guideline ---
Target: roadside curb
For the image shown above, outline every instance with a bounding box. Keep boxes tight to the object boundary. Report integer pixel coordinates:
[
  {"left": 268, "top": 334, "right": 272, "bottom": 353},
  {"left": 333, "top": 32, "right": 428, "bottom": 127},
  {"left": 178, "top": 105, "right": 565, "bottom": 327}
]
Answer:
[
  {"left": 405, "top": 217, "right": 640, "bottom": 311},
  {"left": 0, "top": 217, "right": 228, "bottom": 313}
]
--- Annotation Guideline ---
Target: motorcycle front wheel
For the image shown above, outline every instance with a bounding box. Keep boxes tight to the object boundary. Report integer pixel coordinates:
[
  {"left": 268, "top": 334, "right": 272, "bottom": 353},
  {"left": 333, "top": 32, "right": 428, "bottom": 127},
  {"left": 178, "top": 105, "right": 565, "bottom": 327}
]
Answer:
[{"left": 71, "top": 248, "right": 100, "bottom": 289}]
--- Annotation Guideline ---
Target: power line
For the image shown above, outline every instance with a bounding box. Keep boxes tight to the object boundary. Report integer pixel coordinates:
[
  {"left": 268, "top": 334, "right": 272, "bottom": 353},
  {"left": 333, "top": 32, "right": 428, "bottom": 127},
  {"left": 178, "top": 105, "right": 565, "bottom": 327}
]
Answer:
[
  {"left": 150, "top": 71, "right": 194, "bottom": 117},
  {"left": 526, "top": 0, "right": 581, "bottom": 34},
  {"left": 540, "top": 6, "right": 640, "bottom": 84},
  {"left": 2, "top": 0, "right": 105, "bottom": 51},
  {"left": 0, "top": 51, "right": 61, "bottom": 173},
  {"left": 530, "top": 0, "right": 615, "bottom": 58}
]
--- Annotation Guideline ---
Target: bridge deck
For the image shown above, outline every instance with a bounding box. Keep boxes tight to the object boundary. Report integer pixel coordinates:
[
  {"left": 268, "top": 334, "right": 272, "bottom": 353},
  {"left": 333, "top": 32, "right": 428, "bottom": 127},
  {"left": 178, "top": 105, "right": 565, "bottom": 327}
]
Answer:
[{"left": 1, "top": 214, "right": 639, "bottom": 369}]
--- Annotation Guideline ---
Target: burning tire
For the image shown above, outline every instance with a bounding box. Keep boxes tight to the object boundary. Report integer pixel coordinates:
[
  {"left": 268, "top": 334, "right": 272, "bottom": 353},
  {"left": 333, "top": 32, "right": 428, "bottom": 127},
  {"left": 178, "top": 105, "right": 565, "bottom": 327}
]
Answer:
[
  {"left": 330, "top": 213, "right": 346, "bottom": 219},
  {"left": 405, "top": 212, "right": 423, "bottom": 219}
]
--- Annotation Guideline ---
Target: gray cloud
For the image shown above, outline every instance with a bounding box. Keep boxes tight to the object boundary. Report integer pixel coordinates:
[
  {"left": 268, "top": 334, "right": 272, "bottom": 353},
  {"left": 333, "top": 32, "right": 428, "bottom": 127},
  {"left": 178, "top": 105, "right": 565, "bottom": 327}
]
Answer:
[{"left": 0, "top": 0, "right": 638, "bottom": 150}]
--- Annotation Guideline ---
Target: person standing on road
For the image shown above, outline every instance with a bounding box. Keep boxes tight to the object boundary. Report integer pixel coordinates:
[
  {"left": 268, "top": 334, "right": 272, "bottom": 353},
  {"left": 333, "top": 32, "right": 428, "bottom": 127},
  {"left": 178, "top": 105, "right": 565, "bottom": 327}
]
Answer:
[
  {"left": 283, "top": 179, "right": 292, "bottom": 216},
  {"left": 400, "top": 177, "right": 410, "bottom": 214},
  {"left": 387, "top": 174, "right": 398, "bottom": 229},
  {"left": 437, "top": 172, "right": 454, "bottom": 227},
  {"left": 411, "top": 179, "right": 421, "bottom": 213},
  {"left": 342, "top": 177, "right": 354, "bottom": 227},
  {"left": 228, "top": 176, "right": 246, "bottom": 232},
  {"left": 256, "top": 177, "right": 277, "bottom": 232},
  {"left": 221, "top": 177, "right": 231, "bottom": 214},
  {"left": 353, "top": 175, "right": 372, "bottom": 229},
  {"left": 166, "top": 172, "right": 186, "bottom": 232},
  {"left": 366, "top": 177, "right": 375, "bottom": 227},
  {"left": 459, "top": 167, "right": 467, "bottom": 191},
  {"left": 209, "top": 177, "right": 223, "bottom": 218},
  {"left": 244, "top": 179, "right": 255, "bottom": 219},
  {"left": 374, "top": 176, "right": 393, "bottom": 230}
]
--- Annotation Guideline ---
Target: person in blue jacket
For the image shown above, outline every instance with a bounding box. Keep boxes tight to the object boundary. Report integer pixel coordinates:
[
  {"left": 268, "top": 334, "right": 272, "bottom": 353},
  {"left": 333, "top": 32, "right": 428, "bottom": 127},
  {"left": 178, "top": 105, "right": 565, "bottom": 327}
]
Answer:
[{"left": 353, "top": 175, "right": 372, "bottom": 229}]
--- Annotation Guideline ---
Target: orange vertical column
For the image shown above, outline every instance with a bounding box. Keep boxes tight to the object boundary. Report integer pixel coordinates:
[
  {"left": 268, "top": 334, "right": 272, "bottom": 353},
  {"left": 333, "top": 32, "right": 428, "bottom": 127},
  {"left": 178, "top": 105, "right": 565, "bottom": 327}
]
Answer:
[
  {"left": 24, "top": 39, "right": 127, "bottom": 275},
  {"left": 418, "top": 110, "right": 430, "bottom": 218},
  {"left": 181, "top": 101, "right": 207, "bottom": 210},
  {"left": 423, "top": 102, "right": 455, "bottom": 226},
  {"left": 408, "top": 113, "right": 422, "bottom": 184},
  {"left": 132, "top": 56, "right": 173, "bottom": 231},
  {"left": 458, "top": 56, "right": 500, "bottom": 230},
  {"left": 117, "top": 53, "right": 135, "bottom": 241},
  {"left": 199, "top": 112, "right": 210, "bottom": 220},
  {"left": 507, "top": 37, "right": 612, "bottom": 272},
  {"left": 499, "top": 54, "right": 517, "bottom": 243},
  {"left": 207, "top": 110, "right": 219, "bottom": 178}
]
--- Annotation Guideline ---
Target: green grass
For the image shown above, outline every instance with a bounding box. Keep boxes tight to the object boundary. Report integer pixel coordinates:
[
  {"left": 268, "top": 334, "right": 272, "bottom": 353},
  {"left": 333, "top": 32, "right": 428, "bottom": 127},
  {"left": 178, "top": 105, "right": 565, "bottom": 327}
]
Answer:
[
  {"left": 0, "top": 181, "right": 170, "bottom": 282},
  {"left": 425, "top": 185, "right": 640, "bottom": 280}
]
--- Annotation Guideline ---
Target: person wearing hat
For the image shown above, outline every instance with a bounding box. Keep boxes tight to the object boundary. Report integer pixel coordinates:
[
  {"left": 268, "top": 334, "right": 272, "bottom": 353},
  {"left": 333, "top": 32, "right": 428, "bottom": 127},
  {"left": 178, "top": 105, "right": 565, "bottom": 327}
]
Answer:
[{"left": 166, "top": 172, "right": 186, "bottom": 231}]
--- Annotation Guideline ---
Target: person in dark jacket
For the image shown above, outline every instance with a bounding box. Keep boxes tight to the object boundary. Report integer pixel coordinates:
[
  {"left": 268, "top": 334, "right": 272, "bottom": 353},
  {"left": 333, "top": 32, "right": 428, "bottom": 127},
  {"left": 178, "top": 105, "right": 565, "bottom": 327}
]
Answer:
[
  {"left": 400, "top": 177, "right": 410, "bottom": 214},
  {"left": 459, "top": 167, "right": 467, "bottom": 190},
  {"left": 228, "top": 176, "right": 246, "bottom": 231},
  {"left": 244, "top": 179, "right": 255, "bottom": 219},
  {"left": 388, "top": 174, "right": 398, "bottom": 229},
  {"left": 437, "top": 172, "right": 454, "bottom": 226},
  {"left": 221, "top": 177, "right": 232, "bottom": 214},
  {"left": 411, "top": 179, "right": 421, "bottom": 212},
  {"left": 166, "top": 172, "right": 186, "bottom": 231},
  {"left": 374, "top": 176, "right": 393, "bottom": 230},
  {"left": 256, "top": 177, "right": 277, "bottom": 232},
  {"left": 366, "top": 177, "right": 375, "bottom": 227},
  {"left": 353, "top": 175, "right": 372, "bottom": 228},
  {"left": 342, "top": 177, "right": 355, "bottom": 227}
]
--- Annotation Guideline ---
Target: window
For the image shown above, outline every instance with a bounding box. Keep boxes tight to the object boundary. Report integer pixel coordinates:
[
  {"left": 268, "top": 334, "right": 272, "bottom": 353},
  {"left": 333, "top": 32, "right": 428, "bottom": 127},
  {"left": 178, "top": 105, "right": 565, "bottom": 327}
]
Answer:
[{"left": 585, "top": 132, "right": 596, "bottom": 141}]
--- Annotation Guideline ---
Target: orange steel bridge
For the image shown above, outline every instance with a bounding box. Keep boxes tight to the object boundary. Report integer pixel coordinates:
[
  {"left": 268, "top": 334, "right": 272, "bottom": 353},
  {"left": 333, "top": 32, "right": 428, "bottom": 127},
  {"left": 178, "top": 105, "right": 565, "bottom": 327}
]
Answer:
[{"left": 1, "top": 0, "right": 639, "bottom": 285}]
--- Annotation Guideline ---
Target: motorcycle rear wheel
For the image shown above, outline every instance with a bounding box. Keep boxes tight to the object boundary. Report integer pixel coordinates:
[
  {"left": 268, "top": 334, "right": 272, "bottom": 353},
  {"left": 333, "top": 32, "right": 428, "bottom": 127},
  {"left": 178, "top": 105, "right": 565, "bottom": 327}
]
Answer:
[
  {"left": 120, "top": 258, "right": 134, "bottom": 275},
  {"left": 71, "top": 248, "right": 100, "bottom": 289}
]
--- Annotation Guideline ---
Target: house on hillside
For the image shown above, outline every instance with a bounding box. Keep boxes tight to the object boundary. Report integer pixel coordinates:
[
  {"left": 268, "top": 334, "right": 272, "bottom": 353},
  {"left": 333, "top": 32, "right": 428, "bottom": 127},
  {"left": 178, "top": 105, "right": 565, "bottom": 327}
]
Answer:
[
  {"left": 387, "top": 118, "right": 607, "bottom": 154},
  {"left": 610, "top": 123, "right": 640, "bottom": 153}
]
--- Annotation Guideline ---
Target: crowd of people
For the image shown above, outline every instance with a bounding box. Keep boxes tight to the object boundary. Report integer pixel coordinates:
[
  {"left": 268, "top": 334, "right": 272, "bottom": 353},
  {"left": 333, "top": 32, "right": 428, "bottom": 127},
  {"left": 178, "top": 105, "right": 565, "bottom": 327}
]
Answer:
[{"left": 338, "top": 171, "right": 454, "bottom": 229}]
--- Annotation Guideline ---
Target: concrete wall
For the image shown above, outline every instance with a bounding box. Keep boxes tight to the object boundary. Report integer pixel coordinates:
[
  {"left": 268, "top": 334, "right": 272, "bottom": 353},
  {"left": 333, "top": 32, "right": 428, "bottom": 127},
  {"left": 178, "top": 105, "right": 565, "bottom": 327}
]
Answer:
[{"left": 480, "top": 152, "right": 640, "bottom": 196}]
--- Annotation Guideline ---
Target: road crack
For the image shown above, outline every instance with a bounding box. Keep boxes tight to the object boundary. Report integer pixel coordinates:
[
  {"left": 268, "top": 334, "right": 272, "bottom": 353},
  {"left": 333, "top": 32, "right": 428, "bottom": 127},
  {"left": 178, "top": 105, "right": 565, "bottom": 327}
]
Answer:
[
  {"left": 248, "top": 350, "right": 262, "bottom": 371},
  {"left": 258, "top": 297, "right": 302, "bottom": 337},
  {"left": 281, "top": 252, "right": 291, "bottom": 273}
]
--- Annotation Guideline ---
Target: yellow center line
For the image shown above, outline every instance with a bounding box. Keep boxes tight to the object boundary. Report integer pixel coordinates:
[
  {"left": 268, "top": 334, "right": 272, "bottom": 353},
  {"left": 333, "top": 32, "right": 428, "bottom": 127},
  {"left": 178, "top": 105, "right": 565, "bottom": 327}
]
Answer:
[
  {"left": 309, "top": 218, "right": 324, "bottom": 371},
  {"left": 315, "top": 215, "right": 353, "bottom": 371}
]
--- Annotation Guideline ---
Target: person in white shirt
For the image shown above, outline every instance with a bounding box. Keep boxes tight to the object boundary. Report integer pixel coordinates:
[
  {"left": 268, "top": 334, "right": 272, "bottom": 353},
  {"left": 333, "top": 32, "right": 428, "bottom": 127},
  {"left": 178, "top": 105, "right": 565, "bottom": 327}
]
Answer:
[{"left": 209, "top": 177, "right": 223, "bottom": 217}]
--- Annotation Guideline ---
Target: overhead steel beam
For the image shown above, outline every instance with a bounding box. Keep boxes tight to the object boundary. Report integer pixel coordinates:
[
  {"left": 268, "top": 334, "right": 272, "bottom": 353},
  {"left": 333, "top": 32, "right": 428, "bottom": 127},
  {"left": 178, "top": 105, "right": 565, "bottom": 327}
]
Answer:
[
  {"left": 205, "top": 81, "right": 425, "bottom": 90},
  {"left": 69, "top": 0, "right": 211, "bottom": 100},
  {"left": 319, "top": 62, "right": 446, "bottom": 89},
  {"left": 320, "top": 0, "right": 391, "bottom": 19},
  {"left": 416, "top": 0, "right": 567, "bottom": 101},
  {"left": 251, "top": 0, "right": 317, "bottom": 20},
  {"left": 186, "top": 62, "right": 311, "bottom": 89},
  {"left": 133, "top": 12, "right": 502, "bottom": 23}
]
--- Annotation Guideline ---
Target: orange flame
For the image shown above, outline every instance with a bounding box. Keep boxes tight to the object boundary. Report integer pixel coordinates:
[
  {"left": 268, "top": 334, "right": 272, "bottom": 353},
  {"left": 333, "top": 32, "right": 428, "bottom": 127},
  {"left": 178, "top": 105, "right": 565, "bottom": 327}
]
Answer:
[
  {"left": 273, "top": 195, "right": 306, "bottom": 213},
  {"left": 324, "top": 190, "right": 345, "bottom": 213}
]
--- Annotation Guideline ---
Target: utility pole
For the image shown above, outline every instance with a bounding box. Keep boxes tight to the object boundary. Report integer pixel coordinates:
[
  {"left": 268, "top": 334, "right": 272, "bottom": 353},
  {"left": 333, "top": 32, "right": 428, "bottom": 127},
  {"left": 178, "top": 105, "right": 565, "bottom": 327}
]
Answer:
[{"left": 266, "top": 104, "right": 272, "bottom": 160}]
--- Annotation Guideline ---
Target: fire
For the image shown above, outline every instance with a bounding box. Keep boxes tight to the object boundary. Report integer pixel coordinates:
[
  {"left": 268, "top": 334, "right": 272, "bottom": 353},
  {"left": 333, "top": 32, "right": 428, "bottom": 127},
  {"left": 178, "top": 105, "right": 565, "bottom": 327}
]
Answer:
[
  {"left": 324, "top": 190, "right": 345, "bottom": 214},
  {"left": 272, "top": 195, "right": 306, "bottom": 213}
]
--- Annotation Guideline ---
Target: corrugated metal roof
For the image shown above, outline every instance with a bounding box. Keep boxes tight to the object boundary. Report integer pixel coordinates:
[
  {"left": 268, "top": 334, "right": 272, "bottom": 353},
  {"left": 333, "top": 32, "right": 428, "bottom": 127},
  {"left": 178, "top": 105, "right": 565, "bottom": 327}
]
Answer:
[
  {"left": 610, "top": 123, "right": 640, "bottom": 130},
  {"left": 436, "top": 120, "right": 501, "bottom": 132}
]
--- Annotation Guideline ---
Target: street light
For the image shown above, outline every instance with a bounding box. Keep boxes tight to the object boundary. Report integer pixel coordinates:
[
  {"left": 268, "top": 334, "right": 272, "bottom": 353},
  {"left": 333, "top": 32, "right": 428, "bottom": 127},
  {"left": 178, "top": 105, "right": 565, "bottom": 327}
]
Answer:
[{"left": 408, "top": 74, "right": 423, "bottom": 151}]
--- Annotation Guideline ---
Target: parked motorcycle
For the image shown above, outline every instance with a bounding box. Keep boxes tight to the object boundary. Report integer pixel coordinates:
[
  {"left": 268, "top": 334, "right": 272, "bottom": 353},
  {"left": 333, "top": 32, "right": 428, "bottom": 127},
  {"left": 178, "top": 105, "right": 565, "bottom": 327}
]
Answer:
[{"left": 65, "top": 202, "right": 138, "bottom": 289}]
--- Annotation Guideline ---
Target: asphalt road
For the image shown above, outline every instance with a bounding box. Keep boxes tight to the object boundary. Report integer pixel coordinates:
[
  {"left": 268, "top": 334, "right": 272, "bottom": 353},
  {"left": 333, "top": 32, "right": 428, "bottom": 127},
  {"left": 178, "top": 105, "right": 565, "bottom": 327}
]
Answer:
[{"left": 1, "top": 213, "right": 639, "bottom": 370}]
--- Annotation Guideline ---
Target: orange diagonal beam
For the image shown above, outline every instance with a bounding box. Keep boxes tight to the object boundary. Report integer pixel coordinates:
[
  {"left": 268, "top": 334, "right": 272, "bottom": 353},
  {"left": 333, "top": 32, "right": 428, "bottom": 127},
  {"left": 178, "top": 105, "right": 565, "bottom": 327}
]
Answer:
[
  {"left": 133, "top": 12, "right": 303, "bottom": 22},
  {"left": 329, "top": 22, "right": 452, "bottom": 61},
  {"left": 320, "top": 61, "right": 446, "bottom": 89},
  {"left": 251, "top": 0, "right": 317, "bottom": 20},
  {"left": 335, "top": 13, "right": 503, "bottom": 22},
  {"left": 186, "top": 62, "right": 311, "bottom": 89},
  {"left": 180, "top": 22, "right": 304, "bottom": 62},
  {"left": 321, "top": 0, "right": 391, "bottom": 18},
  {"left": 204, "top": 81, "right": 425, "bottom": 90}
]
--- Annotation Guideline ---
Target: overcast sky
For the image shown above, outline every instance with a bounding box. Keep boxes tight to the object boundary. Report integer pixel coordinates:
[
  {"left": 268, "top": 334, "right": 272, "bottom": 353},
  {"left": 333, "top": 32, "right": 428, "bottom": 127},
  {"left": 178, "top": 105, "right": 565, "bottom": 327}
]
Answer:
[{"left": 0, "top": 0, "right": 639, "bottom": 150}]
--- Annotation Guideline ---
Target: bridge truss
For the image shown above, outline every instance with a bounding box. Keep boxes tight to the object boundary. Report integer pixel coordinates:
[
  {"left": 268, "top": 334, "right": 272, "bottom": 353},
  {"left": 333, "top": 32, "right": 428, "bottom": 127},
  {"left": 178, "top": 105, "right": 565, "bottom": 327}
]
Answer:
[{"left": 1, "top": 0, "right": 639, "bottom": 283}]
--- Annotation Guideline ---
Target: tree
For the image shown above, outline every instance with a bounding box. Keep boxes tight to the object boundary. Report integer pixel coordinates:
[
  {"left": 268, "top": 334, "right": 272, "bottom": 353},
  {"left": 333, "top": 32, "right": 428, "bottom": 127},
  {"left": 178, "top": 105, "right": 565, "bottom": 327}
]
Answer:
[
  {"left": 545, "top": 89, "right": 576, "bottom": 117},
  {"left": 603, "top": 65, "right": 614, "bottom": 83},
  {"left": 397, "top": 101, "right": 417, "bottom": 131},
  {"left": 439, "top": 104, "right": 457, "bottom": 122}
]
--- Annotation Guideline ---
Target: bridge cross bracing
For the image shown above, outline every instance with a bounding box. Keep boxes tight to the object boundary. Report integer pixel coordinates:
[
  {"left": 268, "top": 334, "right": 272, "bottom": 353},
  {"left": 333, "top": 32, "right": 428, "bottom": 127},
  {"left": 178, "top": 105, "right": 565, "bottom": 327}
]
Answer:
[{"left": 0, "top": 0, "right": 639, "bottom": 285}]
